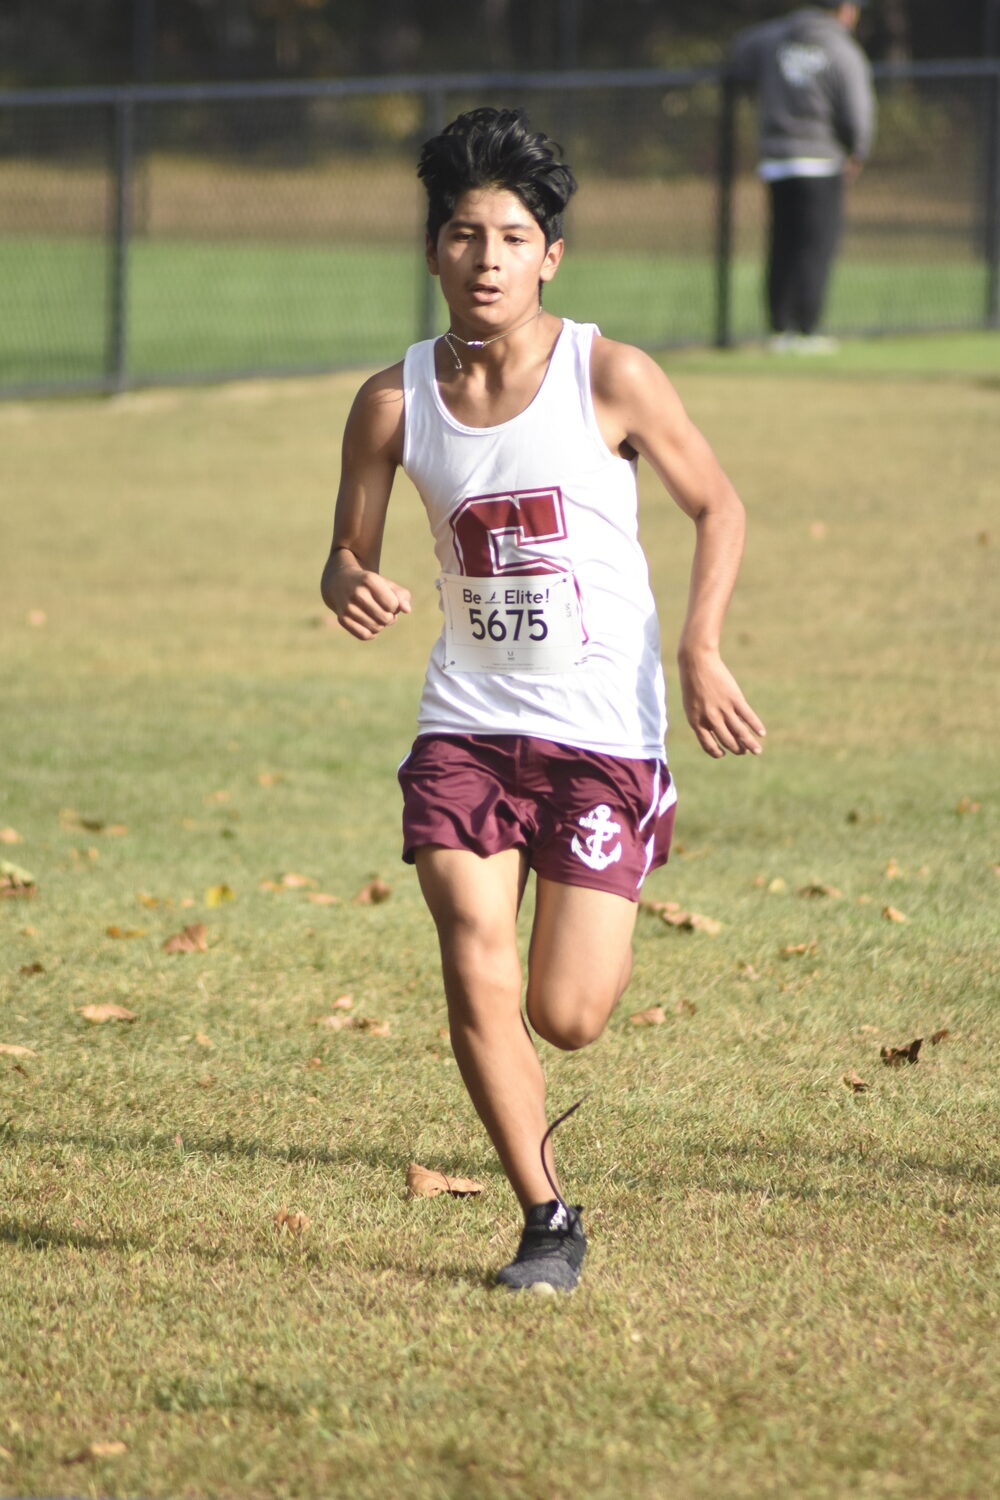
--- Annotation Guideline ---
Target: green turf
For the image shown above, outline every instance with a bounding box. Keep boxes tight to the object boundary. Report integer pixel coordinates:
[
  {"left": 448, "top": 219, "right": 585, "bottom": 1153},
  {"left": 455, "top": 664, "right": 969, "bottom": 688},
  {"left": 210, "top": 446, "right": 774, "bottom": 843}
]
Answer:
[
  {"left": 0, "top": 349, "right": 998, "bottom": 1498},
  {"left": 0, "top": 236, "right": 993, "bottom": 387},
  {"left": 666, "top": 328, "right": 1000, "bottom": 380}
]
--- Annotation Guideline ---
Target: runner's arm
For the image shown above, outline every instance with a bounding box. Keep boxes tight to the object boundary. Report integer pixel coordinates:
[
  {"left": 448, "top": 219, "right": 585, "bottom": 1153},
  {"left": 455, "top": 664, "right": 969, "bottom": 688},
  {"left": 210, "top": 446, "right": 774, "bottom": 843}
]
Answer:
[
  {"left": 592, "top": 339, "right": 766, "bottom": 758},
  {"left": 320, "top": 365, "right": 411, "bottom": 641}
]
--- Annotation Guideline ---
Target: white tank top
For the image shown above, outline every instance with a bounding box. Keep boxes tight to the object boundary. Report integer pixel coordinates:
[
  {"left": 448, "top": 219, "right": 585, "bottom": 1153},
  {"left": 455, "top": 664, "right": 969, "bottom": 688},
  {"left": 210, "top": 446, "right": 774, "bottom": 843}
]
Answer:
[{"left": 401, "top": 319, "right": 667, "bottom": 758}]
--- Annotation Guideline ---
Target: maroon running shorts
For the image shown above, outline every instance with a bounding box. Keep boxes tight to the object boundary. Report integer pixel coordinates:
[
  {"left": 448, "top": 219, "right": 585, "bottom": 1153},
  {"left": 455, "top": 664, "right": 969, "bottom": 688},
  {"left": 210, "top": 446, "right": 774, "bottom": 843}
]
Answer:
[{"left": 398, "top": 733, "right": 676, "bottom": 901}]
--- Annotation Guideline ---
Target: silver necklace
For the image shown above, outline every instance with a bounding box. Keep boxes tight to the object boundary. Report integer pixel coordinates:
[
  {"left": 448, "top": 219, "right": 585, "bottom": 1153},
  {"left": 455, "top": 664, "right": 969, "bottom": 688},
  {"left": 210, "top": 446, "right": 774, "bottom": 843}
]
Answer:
[{"left": 442, "top": 307, "right": 542, "bottom": 370}]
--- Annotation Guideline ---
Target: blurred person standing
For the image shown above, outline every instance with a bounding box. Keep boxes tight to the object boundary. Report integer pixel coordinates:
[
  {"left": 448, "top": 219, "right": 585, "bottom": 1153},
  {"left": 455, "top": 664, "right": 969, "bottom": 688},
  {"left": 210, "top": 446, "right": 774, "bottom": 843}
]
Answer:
[{"left": 728, "top": 2, "right": 876, "bottom": 352}]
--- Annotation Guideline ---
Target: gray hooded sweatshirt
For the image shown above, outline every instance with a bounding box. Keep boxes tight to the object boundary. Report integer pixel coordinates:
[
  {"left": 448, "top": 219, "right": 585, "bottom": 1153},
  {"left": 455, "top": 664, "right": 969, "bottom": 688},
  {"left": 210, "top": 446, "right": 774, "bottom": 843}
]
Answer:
[{"left": 728, "top": 7, "right": 876, "bottom": 166}]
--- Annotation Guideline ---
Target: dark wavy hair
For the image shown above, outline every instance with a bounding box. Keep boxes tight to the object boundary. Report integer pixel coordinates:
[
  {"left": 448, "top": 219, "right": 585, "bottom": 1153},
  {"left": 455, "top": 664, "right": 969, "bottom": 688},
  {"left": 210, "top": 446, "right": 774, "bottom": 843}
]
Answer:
[{"left": 417, "top": 107, "right": 578, "bottom": 248}]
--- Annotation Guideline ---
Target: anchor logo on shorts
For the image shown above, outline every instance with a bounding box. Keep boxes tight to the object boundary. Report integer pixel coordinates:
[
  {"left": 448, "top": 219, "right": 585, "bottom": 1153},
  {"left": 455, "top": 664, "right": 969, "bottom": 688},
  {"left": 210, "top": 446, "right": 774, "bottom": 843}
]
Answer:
[{"left": 571, "top": 804, "right": 623, "bottom": 872}]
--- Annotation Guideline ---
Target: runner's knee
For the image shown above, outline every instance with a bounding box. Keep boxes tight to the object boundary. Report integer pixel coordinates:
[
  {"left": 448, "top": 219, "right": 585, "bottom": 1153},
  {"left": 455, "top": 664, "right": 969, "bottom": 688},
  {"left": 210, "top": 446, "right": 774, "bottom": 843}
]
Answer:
[
  {"left": 438, "top": 920, "right": 522, "bottom": 1025},
  {"left": 527, "top": 1007, "right": 605, "bottom": 1052},
  {"left": 525, "top": 982, "right": 613, "bottom": 1051}
]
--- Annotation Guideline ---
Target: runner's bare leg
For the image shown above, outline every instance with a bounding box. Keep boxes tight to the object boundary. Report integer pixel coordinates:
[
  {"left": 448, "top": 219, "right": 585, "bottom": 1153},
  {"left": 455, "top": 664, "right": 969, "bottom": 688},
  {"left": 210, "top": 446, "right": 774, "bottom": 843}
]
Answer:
[
  {"left": 415, "top": 849, "right": 637, "bottom": 1210},
  {"left": 414, "top": 846, "right": 558, "bottom": 1209}
]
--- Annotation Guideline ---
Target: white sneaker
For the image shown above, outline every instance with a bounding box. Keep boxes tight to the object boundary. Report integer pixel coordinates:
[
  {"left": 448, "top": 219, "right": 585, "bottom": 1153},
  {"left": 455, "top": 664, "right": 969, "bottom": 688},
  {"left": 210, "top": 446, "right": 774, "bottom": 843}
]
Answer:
[
  {"left": 768, "top": 333, "right": 796, "bottom": 354},
  {"left": 792, "top": 334, "right": 839, "bottom": 355}
]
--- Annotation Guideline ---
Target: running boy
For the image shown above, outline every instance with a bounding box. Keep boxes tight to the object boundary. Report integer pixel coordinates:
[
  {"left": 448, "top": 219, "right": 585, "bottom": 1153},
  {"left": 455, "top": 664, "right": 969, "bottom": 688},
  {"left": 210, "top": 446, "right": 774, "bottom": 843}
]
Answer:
[{"left": 321, "top": 107, "right": 764, "bottom": 1292}]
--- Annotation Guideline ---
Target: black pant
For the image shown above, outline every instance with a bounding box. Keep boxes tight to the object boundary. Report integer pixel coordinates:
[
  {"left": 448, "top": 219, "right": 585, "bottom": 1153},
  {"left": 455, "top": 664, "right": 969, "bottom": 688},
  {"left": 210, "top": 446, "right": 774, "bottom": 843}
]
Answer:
[{"left": 766, "top": 174, "right": 844, "bottom": 335}]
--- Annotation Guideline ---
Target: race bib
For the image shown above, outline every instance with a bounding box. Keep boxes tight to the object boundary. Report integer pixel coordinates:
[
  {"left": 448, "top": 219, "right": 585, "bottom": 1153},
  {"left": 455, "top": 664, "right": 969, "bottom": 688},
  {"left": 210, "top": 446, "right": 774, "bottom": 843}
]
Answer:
[{"left": 438, "top": 571, "right": 585, "bottom": 674}]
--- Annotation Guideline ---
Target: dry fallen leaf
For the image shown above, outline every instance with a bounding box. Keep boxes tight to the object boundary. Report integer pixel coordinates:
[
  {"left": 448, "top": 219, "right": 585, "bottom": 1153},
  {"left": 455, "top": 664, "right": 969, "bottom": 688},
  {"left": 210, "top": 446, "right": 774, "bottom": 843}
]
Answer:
[
  {"left": 257, "top": 771, "right": 286, "bottom": 787},
  {"left": 204, "top": 883, "right": 235, "bottom": 907},
  {"left": 106, "top": 925, "right": 146, "bottom": 940},
  {"left": 643, "top": 900, "right": 721, "bottom": 934},
  {"left": 136, "top": 892, "right": 165, "bottom": 908},
  {"left": 311, "top": 1007, "right": 389, "bottom": 1035},
  {"left": 882, "top": 905, "right": 908, "bottom": 923},
  {"left": 280, "top": 872, "right": 317, "bottom": 889},
  {"left": 930, "top": 1028, "right": 950, "bottom": 1046},
  {"left": 881, "top": 1037, "right": 922, "bottom": 1066},
  {"left": 884, "top": 858, "right": 902, "bottom": 879},
  {"left": 781, "top": 940, "right": 818, "bottom": 957},
  {"left": 798, "top": 883, "right": 843, "bottom": 899},
  {"left": 737, "top": 962, "right": 761, "bottom": 981},
  {"left": 406, "top": 1163, "right": 484, "bottom": 1199},
  {"left": 19, "top": 961, "right": 45, "bottom": 976},
  {"left": 629, "top": 1006, "right": 666, "bottom": 1026},
  {"left": 352, "top": 1016, "right": 391, "bottom": 1036},
  {"left": 842, "top": 1069, "right": 870, "bottom": 1093},
  {"left": 78, "top": 1003, "right": 138, "bottom": 1024},
  {"left": 955, "top": 795, "right": 981, "bottom": 815},
  {"left": 274, "top": 1205, "right": 310, "bottom": 1234},
  {"left": 0, "top": 1043, "right": 36, "bottom": 1057},
  {"left": 64, "top": 1440, "right": 128, "bottom": 1464},
  {"left": 767, "top": 877, "right": 788, "bottom": 894},
  {"left": 675, "top": 997, "right": 697, "bottom": 1016},
  {"left": 61, "top": 812, "right": 112, "bottom": 833},
  {"left": 305, "top": 892, "right": 340, "bottom": 905},
  {"left": 0, "top": 827, "right": 22, "bottom": 844},
  {"left": 0, "top": 860, "right": 36, "bottom": 899},
  {"left": 162, "top": 923, "right": 208, "bottom": 954},
  {"left": 353, "top": 877, "right": 392, "bottom": 905},
  {"left": 332, "top": 994, "right": 354, "bottom": 1010}
]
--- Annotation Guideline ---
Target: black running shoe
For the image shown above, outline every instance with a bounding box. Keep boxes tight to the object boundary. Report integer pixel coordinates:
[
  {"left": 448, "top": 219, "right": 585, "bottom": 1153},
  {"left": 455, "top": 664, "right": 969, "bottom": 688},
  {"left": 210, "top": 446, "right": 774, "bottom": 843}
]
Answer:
[{"left": 496, "top": 1199, "right": 586, "bottom": 1291}]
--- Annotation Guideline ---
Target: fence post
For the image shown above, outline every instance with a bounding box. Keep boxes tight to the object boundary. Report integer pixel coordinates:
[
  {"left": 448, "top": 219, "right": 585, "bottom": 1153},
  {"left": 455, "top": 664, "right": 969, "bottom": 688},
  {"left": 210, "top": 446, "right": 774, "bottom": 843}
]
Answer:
[
  {"left": 107, "top": 96, "right": 134, "bottom": 392},
  {"left": 987, "top": 65, "right": 1000, "bottom": 328},
  {"left": 714, "top": 73, "right": 736, "bottom": 349},
  {"left": 419, "top": 87, "right": 447, "bottom": 344}
]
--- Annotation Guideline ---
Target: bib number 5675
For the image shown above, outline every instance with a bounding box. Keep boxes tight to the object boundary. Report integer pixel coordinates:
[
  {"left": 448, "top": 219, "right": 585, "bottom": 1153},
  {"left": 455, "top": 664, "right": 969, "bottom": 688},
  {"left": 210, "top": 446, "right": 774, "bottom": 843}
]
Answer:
[{"left": 467, "top": 607, "right": 548, "bottom": 643}]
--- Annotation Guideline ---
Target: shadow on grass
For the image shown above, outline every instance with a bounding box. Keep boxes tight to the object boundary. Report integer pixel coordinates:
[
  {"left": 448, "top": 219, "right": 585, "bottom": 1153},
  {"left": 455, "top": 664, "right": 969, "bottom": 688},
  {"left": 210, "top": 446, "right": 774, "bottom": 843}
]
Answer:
[
  {"left": 5, "top": 1122, "right": 413, "bottom": 1173},
  {"left": 390, "top": 1260, "right": 496, "bottom": 1290},
  {"left": 2, "top": 1126, "right": 504, "bottom": 1276},
  {"left": 0, "top": 1215, "right": 157, "bottom": 1255},
  {"left": 680, "top": 1138, "right": 1000, "bottom": 1196}
]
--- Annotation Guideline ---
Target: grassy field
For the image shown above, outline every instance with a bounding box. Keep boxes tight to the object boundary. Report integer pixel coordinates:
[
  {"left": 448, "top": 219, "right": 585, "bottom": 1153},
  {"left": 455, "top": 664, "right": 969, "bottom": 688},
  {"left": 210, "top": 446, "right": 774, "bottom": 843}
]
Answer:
[
  {"left": 1, "top": 335, "right": 999, "bottom": 1499},
  {"left": 0, "top": 236, "right": 991, "bottom": 387}
]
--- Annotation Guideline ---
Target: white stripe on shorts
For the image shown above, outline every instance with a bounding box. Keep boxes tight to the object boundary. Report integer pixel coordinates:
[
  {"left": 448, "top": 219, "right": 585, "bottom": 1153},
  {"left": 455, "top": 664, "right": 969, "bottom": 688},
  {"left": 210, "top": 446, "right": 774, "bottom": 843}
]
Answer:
[
  {"left": 637, "top": 765, "right": 677, "bottom": 886},
  {"left": 638, "top": 762, "right": 663, "bottom": 832}
]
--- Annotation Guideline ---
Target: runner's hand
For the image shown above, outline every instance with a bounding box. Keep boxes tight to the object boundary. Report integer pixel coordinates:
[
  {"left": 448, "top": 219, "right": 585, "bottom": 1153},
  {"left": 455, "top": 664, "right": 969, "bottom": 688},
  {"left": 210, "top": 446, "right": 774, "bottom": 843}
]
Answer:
[
  {"left": 678, "top": 647, "right": 766, "bottom": 758},
  {"left": 329, "top": 564, "right": 411, "bottom": 641}
]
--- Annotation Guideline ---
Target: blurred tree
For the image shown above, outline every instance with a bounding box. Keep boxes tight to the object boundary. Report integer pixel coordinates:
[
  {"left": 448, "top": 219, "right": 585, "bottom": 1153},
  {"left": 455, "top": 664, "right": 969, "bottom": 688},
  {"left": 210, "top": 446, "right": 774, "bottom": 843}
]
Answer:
[{"left": 0, "top": 0, "right": 990, "bottom": 87}]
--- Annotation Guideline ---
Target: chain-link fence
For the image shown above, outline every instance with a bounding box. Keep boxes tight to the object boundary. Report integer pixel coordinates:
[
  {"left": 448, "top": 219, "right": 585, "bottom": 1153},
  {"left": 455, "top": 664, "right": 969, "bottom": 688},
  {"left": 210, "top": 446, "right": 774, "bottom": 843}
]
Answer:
[{"left": 1, "top": 62, "right": 998, "bottom": 396}]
